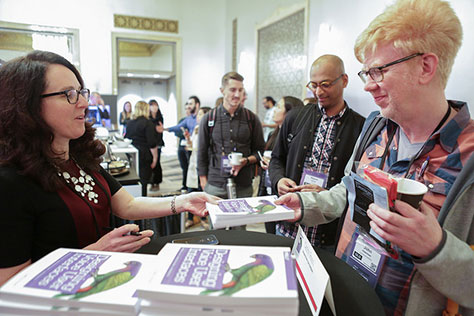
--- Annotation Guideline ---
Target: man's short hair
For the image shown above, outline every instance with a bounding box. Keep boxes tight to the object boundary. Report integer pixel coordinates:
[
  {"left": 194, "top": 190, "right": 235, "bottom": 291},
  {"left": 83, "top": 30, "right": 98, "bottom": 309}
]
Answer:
[
  {"left": 354, "top": 0, "right": 462, "bottom": 88},
  {"left": 221, "top": 71, "right": 244, "bottom": 88},
  {"left": 264, "top": 96, "right": 276, "bottom": 105},
  {"left": 188, "top": 95, "right": 200, "bottom": 106}
]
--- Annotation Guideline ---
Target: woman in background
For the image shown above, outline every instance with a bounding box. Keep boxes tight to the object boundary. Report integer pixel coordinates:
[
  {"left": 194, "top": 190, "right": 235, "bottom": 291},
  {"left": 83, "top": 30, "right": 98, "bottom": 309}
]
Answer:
[
  {"left": 0, "top": 51, "right": 218, "bottom": 286},
  {"left": 119, "top": 101, "right": 132, "bottom": 133},
  {"left": 125, "top": 101, "right": 158, "bottom": 197},
  {"left": 148, "top": 99, "right": 164, "bottom": 192},
  {"left": 258, "top": 96, "right": 303, "bottom": 233}
]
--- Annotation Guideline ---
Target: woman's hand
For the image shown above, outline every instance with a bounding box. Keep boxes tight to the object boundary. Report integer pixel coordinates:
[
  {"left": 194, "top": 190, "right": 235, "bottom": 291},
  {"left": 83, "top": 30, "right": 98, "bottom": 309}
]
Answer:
[
  {"left": 177, "top": 192, "right": 220, "bottom": 217},
  {"left": 259, "top": 158, "right": 269, "bottom": 170},
  {"left": 84, "top": 224, "right": 153, "bottom": 253}
]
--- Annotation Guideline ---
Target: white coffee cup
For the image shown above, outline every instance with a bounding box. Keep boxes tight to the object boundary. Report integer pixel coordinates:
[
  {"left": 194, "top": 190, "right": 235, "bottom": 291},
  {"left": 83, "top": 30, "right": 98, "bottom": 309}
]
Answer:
[
  {"left": 228, "top": 152, "right": 243, "bottom": 166},
  {"left": 263, "top": 150, "right": 272, "bottom": 163}
]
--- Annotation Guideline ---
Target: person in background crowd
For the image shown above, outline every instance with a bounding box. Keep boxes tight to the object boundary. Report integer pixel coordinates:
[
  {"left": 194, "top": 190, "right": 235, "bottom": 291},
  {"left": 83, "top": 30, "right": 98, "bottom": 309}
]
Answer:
[
  {"left": 119, "top": 101, "right": 132, "bottom": 134},
  {"left": 162, "top": 96, "right": 200, "bottom": 137},
  {"left": 159, "top": 96, "right": 200, "bottom": 191},
  {"left": 277, "top": 0, "right": 474, "bottom": 314},
  {"left": 258, "top": 96, "right": 303, "bottom": 233},
  {"left": 90, "top": 91, "right": 110, "bottom": 128},
  {"left": 157, "top": 103, "right": 192, "bottom": 191},
  {"left": 270, "top": 55, "right": 365, "bottom": 248},
  {"left": 214, "top": 96, "right": 223, "bottom": 108},
  {"left": 0, "top": 50, "right": 219, "bottom": 286},
  {"left": 241, "top": 90, "right": 248, "bottom": 107},
  {"left": 261, "top": 96, "right": 278, "bottom": 141},
  {"left": 185, "top": 106, "right": 211, "bottom": 229},
  {"left": 125, "top": 101, "right": 158, "bottom": 197},
  {"left": 148, "top": 99, "right": 164, "bottom": 192},
  {"left": 198, "top": 72, "right": 265, "bottom": 230}
]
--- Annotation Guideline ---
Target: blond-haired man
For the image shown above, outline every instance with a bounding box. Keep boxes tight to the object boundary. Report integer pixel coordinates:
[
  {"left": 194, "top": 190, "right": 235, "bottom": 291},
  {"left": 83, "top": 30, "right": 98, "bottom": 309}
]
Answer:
[{"left": 277, "top": 0, "right": 474, "bottom": 314}]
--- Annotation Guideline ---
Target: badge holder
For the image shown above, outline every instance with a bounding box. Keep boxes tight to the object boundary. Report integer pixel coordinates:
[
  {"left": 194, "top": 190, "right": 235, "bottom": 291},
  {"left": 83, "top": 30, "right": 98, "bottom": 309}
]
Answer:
[
  {"left": 340, "top": 228, "right": 387, "bottom": 288},
  {"left": 220, "top": 155, "right": 232, "bottom": 176},
  {"left": 299, "top": 168, "right": 328, "bottom": 188}
]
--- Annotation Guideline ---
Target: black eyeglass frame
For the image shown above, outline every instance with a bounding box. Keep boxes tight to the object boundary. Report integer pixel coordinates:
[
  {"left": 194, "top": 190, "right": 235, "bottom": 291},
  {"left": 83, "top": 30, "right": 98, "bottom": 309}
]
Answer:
[
  {"left": 306, "top": 74, "right": 344, "bottom": 91},
  {"left": 41, "top": 88, "right": 90, "bottom": 104},
  {"left": 358, "top": 52, "right": 424, "bottom": 83}
]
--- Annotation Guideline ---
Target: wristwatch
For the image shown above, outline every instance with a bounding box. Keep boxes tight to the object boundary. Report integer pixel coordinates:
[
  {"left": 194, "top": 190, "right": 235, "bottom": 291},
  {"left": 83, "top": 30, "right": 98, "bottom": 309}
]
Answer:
[{"left": 245, "top": 157, "right": 250, "bottom": 165}]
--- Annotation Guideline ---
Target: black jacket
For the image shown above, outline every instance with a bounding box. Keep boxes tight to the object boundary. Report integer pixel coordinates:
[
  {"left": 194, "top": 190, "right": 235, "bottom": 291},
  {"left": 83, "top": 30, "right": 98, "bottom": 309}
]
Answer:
[{"left": 269, "top": 102, "right": 365, "bottom": 245}]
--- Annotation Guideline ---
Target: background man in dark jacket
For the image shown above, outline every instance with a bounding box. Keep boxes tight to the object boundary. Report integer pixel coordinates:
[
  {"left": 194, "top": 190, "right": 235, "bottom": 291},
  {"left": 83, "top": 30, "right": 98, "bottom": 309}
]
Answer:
[{"left": 269, "top": 54, "right": 365, "bottom": 248}]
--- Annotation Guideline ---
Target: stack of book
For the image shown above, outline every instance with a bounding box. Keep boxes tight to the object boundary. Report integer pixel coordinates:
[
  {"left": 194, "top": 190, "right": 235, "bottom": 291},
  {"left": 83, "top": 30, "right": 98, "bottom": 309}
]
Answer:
[
  {"left": 206, "top": 195, "right": 295, "bottom": 229},
  {"left": 136, "top": 243, "right": 299, "bottom": 316},
  {"left": 0, "top": 248, "right": 162, "bottom": 315}
]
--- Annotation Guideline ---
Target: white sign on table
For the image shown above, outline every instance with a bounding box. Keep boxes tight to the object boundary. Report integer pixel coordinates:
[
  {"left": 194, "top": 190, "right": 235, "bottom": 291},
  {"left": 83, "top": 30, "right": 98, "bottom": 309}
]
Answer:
[{"left": 292, "top": 226, "right": 336, "bottom": 316}]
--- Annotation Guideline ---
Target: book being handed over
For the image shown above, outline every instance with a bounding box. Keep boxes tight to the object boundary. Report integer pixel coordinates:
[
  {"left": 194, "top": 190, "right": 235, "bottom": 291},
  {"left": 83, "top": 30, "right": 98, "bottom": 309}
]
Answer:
[{"left": 206, "top": 195, "right": 295, "bottom": 229}]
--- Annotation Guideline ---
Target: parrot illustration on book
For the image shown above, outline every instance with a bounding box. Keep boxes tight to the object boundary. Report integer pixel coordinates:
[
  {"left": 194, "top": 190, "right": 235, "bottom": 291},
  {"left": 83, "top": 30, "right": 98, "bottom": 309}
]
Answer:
[
  {"left": 200, "top": 254, "right": 274, "bottom": 296},
  {"left": 253, "top": 199, "right": 277, "bottom": 213},
  {"left": 53, "top": 261, "right": 142, "bottom": 300}
]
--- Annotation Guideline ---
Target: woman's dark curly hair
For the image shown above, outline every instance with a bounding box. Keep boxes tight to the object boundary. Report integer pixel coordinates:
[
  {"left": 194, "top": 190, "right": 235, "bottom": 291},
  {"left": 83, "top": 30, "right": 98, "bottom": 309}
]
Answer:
[{"left": 0, "top": 50, "right": 105, "bottom": 191}]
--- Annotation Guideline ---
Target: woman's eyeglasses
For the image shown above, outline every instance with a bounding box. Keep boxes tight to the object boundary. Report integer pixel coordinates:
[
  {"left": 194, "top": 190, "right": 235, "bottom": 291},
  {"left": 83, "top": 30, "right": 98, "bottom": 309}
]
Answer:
[{"left": 41, "top": 88, "right": 90, "bottom": 104}]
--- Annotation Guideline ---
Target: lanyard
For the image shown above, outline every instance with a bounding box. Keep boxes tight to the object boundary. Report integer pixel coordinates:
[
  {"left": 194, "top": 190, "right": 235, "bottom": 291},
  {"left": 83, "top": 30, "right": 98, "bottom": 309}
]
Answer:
[
  {"left": 219, "top": 108, "right": 242, "bottom": 155},
  {"left": 378, "top": 105, "right": 451, "bottom": 178}
]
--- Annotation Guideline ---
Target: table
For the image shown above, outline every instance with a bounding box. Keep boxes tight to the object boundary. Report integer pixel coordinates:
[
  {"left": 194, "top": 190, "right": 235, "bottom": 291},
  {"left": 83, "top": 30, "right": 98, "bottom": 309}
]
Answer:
[
  {"left": 109, "top": 143, "right": 139, "bottom": 171},
  {"left": 138, "top": 230, "right": 385, "bottom": 316},
  {"left": 111, "top": 164, "right": 140, "bottom": 186}
]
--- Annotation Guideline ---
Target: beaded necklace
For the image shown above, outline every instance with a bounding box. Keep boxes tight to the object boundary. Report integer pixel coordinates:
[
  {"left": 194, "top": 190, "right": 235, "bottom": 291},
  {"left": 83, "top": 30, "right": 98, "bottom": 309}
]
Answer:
[
  {"left": 55, "top": 158, "right": 113, "bottom": 240},
  {"left": 57, "top": 161, "right": 99, "bottom": 204}
]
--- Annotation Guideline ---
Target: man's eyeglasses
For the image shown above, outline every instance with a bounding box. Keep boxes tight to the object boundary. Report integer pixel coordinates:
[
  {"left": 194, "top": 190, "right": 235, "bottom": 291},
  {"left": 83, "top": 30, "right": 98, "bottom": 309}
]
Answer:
[
  {"left": 358, "top": 53, "right": 423, "bottom": 83},
  {"left": 306, "top": 74, "right": 344, "bottom": 91},
  {"left": 41, "top": 88, "right": 90, "bottom": 104}
]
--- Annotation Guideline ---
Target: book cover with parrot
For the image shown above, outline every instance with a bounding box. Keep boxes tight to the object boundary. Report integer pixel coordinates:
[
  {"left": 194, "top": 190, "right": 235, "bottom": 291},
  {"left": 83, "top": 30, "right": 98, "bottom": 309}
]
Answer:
[
  {"left": 206, "top": 195, "right": 295, "bottom": 229},
  {"left": 136, "top": 244, "right": 299, "bottom": 314},
  {"left": 0, "top": 248, "right": 163, "bottom": 314}
]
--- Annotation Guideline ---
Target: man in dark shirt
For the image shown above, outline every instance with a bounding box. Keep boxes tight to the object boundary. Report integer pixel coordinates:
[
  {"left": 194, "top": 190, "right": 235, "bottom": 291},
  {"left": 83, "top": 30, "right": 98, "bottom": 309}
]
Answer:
[
  {"left": 269, "top": 55, "right": 365, "bottom": 247},
  {"left": 198, "top": 72, "right": 265, "bottom": 202}
]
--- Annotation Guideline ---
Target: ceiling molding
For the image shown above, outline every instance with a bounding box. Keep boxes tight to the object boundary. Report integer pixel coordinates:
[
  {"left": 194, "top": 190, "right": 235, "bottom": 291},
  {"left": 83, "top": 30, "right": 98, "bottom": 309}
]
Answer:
[
  {"left": 114, "top": 14, "right": 178, "bottom": 34},
  {"left": 0, "top": 32, "right": 32, "bottom": 51}
]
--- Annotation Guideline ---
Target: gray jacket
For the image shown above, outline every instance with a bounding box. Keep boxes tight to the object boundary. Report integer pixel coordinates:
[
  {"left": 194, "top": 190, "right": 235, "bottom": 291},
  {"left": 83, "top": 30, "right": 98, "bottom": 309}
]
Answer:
[
  {"left": 298, "top": 154, "right": 474, "bottom": 315},
  {"left": 406, "top": 153, "right": 474, "bottom": 315}
]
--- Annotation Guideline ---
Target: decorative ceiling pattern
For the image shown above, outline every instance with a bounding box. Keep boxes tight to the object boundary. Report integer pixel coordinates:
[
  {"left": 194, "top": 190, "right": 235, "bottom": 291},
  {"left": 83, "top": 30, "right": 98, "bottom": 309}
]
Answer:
[
  {"left": 256, "top": 9, "right": 305, "bottom": 116},
  {"left": 114, "top": 14, "right": 178, "bottom": 34}
]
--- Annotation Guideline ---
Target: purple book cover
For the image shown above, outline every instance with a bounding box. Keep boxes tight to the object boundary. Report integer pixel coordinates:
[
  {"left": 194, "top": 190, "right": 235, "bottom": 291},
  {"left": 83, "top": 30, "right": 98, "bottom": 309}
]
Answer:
[
  {"left": 25, "top": 252, "right": 110, "bottom": 294},
  {"left": 217, "top": 199, "right": 255, "bottom": 214},
  {"left": 217, "top": 197, "right": 291, "bottom": 214},
  {"left": 161, "top": 248, "right": 230, "bottom": 290}
]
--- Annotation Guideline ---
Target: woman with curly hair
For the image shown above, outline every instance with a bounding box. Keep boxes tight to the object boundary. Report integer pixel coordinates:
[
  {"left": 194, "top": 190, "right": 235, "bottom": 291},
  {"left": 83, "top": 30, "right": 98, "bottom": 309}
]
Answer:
[{"left": 0, "top": 51, "right": 218, "bottom": 286}]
